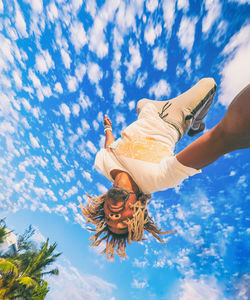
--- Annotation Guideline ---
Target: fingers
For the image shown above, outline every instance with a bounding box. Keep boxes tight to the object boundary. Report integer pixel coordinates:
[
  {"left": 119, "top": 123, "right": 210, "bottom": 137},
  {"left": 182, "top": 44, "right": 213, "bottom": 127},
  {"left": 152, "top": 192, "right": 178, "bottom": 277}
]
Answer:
[{"left": 104, "top": 114, "right": 112, "bottom": 126}]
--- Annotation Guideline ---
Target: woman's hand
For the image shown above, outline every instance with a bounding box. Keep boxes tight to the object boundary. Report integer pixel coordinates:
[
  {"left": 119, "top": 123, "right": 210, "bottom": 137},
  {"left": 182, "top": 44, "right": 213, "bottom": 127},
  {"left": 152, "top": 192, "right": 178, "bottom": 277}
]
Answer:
[
  {"left": 103, "top": 114, "right": 115, "bottom": 148},
  {"left": 104, "top": 114, "right": 112, "bottom": 127}
]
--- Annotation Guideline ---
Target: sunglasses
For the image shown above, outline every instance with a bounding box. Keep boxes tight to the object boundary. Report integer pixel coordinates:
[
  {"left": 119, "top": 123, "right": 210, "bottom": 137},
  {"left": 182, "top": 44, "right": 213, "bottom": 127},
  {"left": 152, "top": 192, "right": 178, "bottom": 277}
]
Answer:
[{"left": 107, "top": 187, "right": 137, "bottom": 204}]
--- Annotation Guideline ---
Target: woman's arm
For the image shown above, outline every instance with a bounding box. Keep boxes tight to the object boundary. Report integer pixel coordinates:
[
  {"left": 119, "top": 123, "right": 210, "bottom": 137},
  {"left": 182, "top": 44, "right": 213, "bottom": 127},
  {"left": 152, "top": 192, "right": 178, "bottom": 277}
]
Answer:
[{"left": 104, "top": 114, "right": 115, "bottom": 148}]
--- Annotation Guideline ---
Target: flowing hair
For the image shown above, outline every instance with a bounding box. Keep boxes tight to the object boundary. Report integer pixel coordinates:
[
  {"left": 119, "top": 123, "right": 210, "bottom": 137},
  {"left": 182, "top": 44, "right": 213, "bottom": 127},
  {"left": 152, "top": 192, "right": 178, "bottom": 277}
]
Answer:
[{"left": 80, "top": 192, "right": 175, "bottom": 261}]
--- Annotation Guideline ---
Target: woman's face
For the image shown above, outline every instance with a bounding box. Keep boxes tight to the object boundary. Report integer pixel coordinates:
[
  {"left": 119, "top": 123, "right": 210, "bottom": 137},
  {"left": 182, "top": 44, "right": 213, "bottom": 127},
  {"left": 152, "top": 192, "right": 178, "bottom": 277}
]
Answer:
[{"left": 103, "top": 188, "right": 137, "bottom": 234}]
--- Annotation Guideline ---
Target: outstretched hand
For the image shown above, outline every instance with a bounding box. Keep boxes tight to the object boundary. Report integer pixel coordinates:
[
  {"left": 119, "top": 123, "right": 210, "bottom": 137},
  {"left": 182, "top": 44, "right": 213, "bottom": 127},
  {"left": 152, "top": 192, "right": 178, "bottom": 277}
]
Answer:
[{"left": 104, "top": 114, "right": 112, "bottom": 126}]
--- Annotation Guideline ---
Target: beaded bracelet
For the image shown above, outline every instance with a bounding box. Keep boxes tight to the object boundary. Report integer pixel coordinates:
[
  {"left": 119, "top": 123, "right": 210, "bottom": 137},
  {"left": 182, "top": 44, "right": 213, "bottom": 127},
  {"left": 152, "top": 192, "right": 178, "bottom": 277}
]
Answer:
[
  {"left": 104, "top": 125, "right": 112, "bottom": 129},
  {"left": 104, "top": 127, "right": 112, "bottom": 133}
]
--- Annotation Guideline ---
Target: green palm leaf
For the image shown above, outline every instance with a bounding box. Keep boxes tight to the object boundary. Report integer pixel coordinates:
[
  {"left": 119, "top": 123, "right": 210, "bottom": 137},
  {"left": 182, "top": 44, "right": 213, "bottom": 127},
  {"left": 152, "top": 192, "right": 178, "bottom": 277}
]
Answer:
[
  {"left": 0, "top": 227, "right": 7, "bottom": 243},
  {"left": 0, "top": 259, "right": 18, "bottom": 276},
  {"left": 18, "top": 276, "right": 37, "bottom": 288}
]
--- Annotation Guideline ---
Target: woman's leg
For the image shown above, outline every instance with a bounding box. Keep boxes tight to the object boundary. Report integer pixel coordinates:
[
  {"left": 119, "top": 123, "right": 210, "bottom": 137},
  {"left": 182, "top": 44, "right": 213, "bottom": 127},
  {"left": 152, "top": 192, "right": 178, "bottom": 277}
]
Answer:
[
  {"left": 219, "top": 84, "right": 250, "bottom": 151},
  {"left": 136, "top": 78, "right": 217, "bottom": 140},
  {"left": 176, "top": 84, "right": 250, "bottom": 170}
]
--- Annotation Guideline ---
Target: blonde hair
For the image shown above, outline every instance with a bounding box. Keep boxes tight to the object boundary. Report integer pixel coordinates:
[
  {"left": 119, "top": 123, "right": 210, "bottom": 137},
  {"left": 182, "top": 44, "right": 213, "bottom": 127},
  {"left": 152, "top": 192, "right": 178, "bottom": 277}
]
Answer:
[{"left": 80, "top": 192, "right": 175, "bottom": 261}]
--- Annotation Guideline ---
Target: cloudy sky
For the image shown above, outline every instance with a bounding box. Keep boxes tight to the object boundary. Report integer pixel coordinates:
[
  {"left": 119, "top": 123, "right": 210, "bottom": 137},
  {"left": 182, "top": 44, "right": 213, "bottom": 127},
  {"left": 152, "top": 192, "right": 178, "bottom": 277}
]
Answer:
[{"left": 0, "top": 0, "right": 250, "bottom": 299}]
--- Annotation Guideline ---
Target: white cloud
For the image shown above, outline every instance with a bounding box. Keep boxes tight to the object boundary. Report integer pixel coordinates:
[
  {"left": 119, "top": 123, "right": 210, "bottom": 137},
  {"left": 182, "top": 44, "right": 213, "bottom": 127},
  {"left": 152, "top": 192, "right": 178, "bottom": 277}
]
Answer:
[
  {"left": 115, "top": 1, "right": 143, "bottom": 34},
  {"left": 177, "top": 0, "right": 189, "bottom": 12},
  {"left": 40, "top": 85, "right": 52, "bottom": 99},
  {"left": 86, "top": 140, "right": 97, "bottom": 154},
  {"left": 61, "top": 48, "right": 71, "bottom": 69},
  {"left": 46, "top": 259, "right": 116, "bottom": 300},
  {"left": 133, "top": 258, "right": 148, "bottom": 268},
  {"left": 176, "top": 276, "right": 226, "bottom": 300},
  {"left": 82, "top": 171, "right": 93, "bottom": 182},
  {"left": 97, "top": 183, "right": 108, "bottom": 194},
  {"left": 132, "top": 279, "right": 149, "bottom": 289},
  {"left": 202, "top": 0, "right": 221, "bottom": 35},
  {"left": 64, "top": 186, "right": 78, "bottom": 199},
  {"left": 72, "top": 104, "right": 80, "bottom": 116},
  {"left": 146, "top": 0, "right": 158, "bottom": 12},
  {"left": 162, "top": 0, "right": 176, "bottom": 38},
  {"left": 0, "top": 34, "right": 14, "bottom": 66},
  {"left": 128, "top": 101, "right": 135, "bottom": 111},
  {"left": 72, "top": 0, "right": 83, "bottom": 12},
  {"left": 75, "top": 63, "right": 86, "bottom": 82},
  {"left": 177, "top": 16, "right": 198, "bottom": 53},
  {"left": 153, "top": 256, "right": 167, "bottom": 268},
  {"left": 111, "top": 71, "right": 125, "bottom": 105},
  {"left": 35, "top": 50, "right": 54, "bottom": 73},
  {"left": 219, "top": 24, "right": 250, "bottom": 106},
  {"left": 233, "top": 274, "right": 250, "bottom": 300},
  {"left": 66, "top": 75, "right": 78, "bottom": 92},
  {"left": 152, "top": 47, "right": 167, "bottom": 71},
  {"left": 195, "top": 54, "right": 201, "bottom": 69},
  {"left": 0, "top": 121, "right": 15, "bottom": 134},
  {"left": 22, "top": 98, "right": 32, "bottom": 111},
  {"left": 136, "top": 71, "right": 148, "bottom": 88},
  {"left": 50, "top": 162, "right": 60, "bottom": 180},
  {"left": 12, "top": 70, "right": 22, "bottom": 89},
  {"left": 69, "top": 21, "right": 87, "bottom": 53},
  {"left": 149, "top": 79, "right": 171, "bottom": 98},
  {"left": 99, "top": 135, "right": 105, "bottom": 149},
  {"left": 213, "top": 20, "right": 228, "bottom": 47},
  {"left": 79, "top": 92, "right": 92, "bottom": 110},
  {"left": 89, "top": 0, "right": 120, "bottom": 58},
  {"left": 229, "top": 0, "right": 250, "bottom": 4},
  {"left": 93, "top": 120, "right": 99, "bottom": 130},
  {"left": 55, "top": 126, "right": 64, "bottom": 147},
  {"left": 39, "top": 203, "right": 52, "bottom": 213},
  {"left": 54, "top": 82, "right": 63, "bottom": 94},
  {"left": 23, "top": 0, "right": 43, "bottom": 14},
  {"left": 54, "top": 205, "right": 68, "bottom": 218},
  {"left": 15, "top": 1, "right": 28, "bottom": 38},
  {"left": 97, "top": 112, "right": 103, "bottom": 123},
  {"left": 191, "top": 192, "right": 214, "bottom": 217},
  {"left": 0, "top": 0, "right": 3, "bottom": 13},
  {"left": 38, "top": 171, "right": 49, "bottom": 184},
  {"left": 47, "top": 1, "right": 58, "bottom": 23},
  {"left": 29, "top": 133, "right": 40, "bottom": 148},
  {"left": 85, "top": 0, "right": 97, "bottom": 18},
  {"left": 87, "top": 62, "right": 103, "bottom": 84},
  {"left": 81, "top": 119, "right": 90, "bottom": 131},
  {"left": 60, "top": 103, "right": 71, "bottom": 122},
  {"left": 125, "top": 41, "right": 142, "bottom": 79},
  {"left": 28, "top": 69, "right": 41, "bottom": 88},
  {"left": 222, "top": 24, "right": 250, "bottom": 55},
  {"left": 144, "top": 22, "right": 162, "bottom": 46},
  {"left": 115, "top": 114, "right": 125, "bottom": 127},
  {"left": 63, "top": 169, "right": 76, "bottom": 182}
]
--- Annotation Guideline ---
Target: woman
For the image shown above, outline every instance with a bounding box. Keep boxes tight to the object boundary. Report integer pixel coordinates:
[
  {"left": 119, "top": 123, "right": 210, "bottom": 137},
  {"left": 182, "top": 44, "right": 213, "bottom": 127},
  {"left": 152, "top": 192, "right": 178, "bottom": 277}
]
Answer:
[{"left": 81, "top": 80, "right": 250, "bottom": 261}]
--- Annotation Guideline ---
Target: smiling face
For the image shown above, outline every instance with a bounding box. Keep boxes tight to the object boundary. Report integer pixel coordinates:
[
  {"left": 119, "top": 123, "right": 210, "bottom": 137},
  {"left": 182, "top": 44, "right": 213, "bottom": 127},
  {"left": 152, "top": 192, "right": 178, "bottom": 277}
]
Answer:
[{"left": 104, "top": 188, "right": 138, "bottom": 234}]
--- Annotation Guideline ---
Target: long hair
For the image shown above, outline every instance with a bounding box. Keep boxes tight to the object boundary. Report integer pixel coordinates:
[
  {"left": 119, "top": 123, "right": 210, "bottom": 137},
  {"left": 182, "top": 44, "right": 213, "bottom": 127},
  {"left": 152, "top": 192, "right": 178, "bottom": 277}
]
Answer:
[{"left": 80, "top": 192, "right": 175, "bottom": 261}]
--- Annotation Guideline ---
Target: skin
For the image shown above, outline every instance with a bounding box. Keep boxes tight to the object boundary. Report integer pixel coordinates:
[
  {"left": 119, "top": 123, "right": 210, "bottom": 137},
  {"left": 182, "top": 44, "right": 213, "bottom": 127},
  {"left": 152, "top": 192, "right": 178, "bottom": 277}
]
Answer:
[
  {"left": 104, "top": 170, "right": 139, "bottom": 234},
  {"left": 176, "top": 84, "right": 250, "bottom": 168},
  {"left": 103, "top": 84, "right": 250, "bottom": 234}
]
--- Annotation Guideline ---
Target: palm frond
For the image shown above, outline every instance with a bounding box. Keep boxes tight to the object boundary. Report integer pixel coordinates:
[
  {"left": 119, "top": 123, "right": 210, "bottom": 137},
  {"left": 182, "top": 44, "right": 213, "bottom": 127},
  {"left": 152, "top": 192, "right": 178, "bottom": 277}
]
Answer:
[
  {"left": 0, "top": 259, "right": 19, "bottom": 276},
  {"left": 18, "top": 276, "right": 37, "bottom": 288}
]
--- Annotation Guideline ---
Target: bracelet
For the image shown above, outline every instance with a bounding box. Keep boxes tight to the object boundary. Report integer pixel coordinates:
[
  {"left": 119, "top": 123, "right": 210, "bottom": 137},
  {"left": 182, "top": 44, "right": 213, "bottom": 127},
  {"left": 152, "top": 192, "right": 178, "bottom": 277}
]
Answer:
[
  {"left": 104, "top": 125, "right": 112, "bottom": 129},
  {"left": 104, "top": 128, "right": 112, "bottom": 133}
]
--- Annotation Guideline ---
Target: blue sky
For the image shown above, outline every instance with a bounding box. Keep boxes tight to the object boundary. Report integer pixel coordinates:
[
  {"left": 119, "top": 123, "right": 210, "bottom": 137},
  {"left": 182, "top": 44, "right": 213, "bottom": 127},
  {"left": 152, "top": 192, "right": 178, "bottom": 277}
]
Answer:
[{"left": 0, "top": 0, "right": 250, "bottom": 299}]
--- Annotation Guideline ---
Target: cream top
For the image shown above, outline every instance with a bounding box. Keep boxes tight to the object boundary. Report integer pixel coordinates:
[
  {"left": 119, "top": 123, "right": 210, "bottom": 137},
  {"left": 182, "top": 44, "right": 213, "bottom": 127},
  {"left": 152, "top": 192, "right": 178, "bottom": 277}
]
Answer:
[{"left": 95, "top": 103, "right": 201, "bottom": 194}]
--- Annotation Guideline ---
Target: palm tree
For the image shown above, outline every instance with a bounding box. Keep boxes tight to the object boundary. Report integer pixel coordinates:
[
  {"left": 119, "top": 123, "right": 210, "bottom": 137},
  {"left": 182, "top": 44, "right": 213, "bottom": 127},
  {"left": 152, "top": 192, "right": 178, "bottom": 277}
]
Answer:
[
  {"left": 0, "top": 222, "right": 61, "bottom": 299},
  {"left": 0, "top": 220, "right": 8, "bottom": 244}
]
